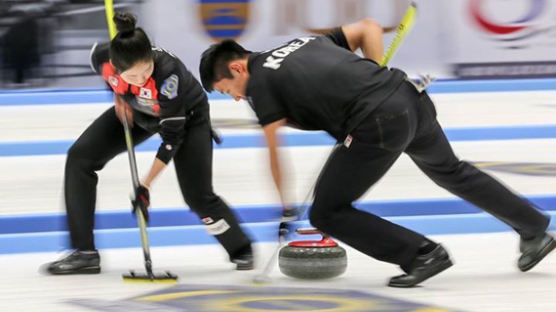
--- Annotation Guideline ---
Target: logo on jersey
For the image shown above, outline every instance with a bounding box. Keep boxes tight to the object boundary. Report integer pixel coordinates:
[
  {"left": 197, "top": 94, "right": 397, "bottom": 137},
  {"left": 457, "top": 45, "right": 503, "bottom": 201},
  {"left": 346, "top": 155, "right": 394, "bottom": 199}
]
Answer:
[
  {"left": 139, "top": 87, "right": 152, "bottom": 99},
  {"left": 108, "top": 75, "right": 119, "bottom": 87},
  {"left": 152, "top": 46, "right": 176, "bottom": 58},
  {"left": 263, "top": 37, "right": 316, "bottom": 70},
  {"left": 161, "top": 74, "right": 179, "bottom": 100},
  {"left": 199, "top": 0, "right": 250, "bottom": 42},
  {"left": 343, "top": 135, "right": 353, "bottom": 148}
]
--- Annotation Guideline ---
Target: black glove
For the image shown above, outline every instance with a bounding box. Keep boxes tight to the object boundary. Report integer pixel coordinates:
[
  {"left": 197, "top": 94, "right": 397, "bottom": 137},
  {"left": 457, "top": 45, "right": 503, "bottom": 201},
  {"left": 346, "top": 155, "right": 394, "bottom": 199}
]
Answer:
[
  {"left": 132, "top": 185, "right": 150, "bottom": 222},
  {"left": 278, "top": 207, "right": 299, "bottom": 238}
]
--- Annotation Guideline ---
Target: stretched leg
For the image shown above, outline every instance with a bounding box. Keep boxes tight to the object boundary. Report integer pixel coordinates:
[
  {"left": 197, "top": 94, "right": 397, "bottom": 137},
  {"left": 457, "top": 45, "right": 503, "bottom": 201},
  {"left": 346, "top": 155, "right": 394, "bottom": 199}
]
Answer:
[
  {"left": 173, "top": 106, "right": 252, "bottom": 268},
  {"left": 406, "top": 93, "right": 553, "bottom": 272},
  {"left": 65, "top": 107, "right": 152, "bottom": 250},
  {"left": 405, "top": 94, "right": 549, "bottom": 240}
]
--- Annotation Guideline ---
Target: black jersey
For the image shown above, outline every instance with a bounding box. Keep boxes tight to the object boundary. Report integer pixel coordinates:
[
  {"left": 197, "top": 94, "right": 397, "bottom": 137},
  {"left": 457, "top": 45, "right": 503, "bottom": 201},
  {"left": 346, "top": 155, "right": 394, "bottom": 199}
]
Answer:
[
  {"left": 246, "top": 28, "right": 406, "bottom": 140},
  {"left": 89, "top": 42, "right": 207, "bottom": 164}
]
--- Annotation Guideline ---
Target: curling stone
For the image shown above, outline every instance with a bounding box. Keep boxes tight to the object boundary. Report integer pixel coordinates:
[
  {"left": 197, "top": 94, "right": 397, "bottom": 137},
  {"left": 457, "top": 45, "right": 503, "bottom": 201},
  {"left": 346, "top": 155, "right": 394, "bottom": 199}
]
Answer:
[{"left": 279, "top": 228, "right": 347, "bottom": 279}]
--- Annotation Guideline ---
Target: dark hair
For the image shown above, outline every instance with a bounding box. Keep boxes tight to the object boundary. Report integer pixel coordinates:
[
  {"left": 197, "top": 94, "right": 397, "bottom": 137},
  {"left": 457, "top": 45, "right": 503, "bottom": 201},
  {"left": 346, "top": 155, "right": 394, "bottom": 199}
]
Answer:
[
  {"left": 109, "top": 12, "right": 153, "bottom": 72},
  {"left": 199, "top": 39, "right": 251, "bottom": 92}
]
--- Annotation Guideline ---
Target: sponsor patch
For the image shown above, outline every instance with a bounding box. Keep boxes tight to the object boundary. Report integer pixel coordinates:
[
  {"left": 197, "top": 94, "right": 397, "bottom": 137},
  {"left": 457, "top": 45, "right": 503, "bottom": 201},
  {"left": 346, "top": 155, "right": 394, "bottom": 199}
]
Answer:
[
  {"left": 202, "top": 217, "right": 214, "bottom": 224},
  {"left": 204, "top": 219, "right": 230, "bottom": 235},
  {"left": 165, "top": 144, "right": 173, "bottom": 151},
  {"left": 161, "top": 74, "right": 179, "bottom": 100},
  {"left": 136, "top": 97, "right": 158, "bottom": 108}
]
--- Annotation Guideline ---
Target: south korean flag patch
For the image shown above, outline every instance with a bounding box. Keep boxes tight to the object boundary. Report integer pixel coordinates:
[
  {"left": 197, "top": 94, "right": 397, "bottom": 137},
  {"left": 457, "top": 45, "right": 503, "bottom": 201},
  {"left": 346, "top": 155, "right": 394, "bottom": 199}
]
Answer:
[
  {"left": 139, "top": 87, "right": 152, "bottom": 99},
  {"left": 161, "top": 74, "right": 179, "bottom": 100}
]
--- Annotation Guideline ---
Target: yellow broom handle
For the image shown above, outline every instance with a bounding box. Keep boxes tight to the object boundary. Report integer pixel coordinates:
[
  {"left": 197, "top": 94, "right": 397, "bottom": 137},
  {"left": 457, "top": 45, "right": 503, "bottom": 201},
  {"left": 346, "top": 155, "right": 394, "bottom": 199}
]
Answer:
[
  {"left": 380, "top": 1, "right": 417, "bottom": 67},
  {"left": 104, "top": 0, "right": 117, "bottom": 39}
]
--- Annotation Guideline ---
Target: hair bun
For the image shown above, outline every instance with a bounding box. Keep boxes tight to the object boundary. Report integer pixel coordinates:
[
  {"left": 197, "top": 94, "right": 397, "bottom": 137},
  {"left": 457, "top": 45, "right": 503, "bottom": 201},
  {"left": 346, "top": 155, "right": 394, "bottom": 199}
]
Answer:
[{"left": 113, "top": 12, "right": 136, "bottom": 35}]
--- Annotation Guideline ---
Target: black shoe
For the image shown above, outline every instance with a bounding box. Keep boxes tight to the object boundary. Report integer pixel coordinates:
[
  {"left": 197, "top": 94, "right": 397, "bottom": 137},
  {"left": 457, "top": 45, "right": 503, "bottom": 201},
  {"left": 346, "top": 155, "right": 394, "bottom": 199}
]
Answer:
[
  {"left": 231, "top": 246, "right": 254, "bottom": 270},
  {"left": 44, "top": 250, "right": 101, "bottom": 275},
  {"left": 518, "top": 233, "right": 556, "bottom": 272},
  {"left": 388, "top": 244, "right": 453, "bottom": 288}
]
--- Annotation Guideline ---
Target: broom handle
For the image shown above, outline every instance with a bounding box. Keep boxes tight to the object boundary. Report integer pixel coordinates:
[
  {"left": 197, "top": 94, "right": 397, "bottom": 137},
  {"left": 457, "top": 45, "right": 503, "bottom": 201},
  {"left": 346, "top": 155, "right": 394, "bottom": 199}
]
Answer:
[
  {"left": 380, "top": 1, "right": 417, "bottom": 66},
  {"left": 122, "top": 112, "right": 153, "bottom": 276}
]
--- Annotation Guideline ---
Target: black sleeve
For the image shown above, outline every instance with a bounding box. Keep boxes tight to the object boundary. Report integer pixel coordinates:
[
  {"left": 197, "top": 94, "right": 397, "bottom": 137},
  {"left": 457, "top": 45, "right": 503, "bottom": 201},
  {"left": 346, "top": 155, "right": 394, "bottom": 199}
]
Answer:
[
  {"left": 325, "top": 27, "right": 351, "bottom": 51},
  {"left": 153, "top": 56, "right": 197, "bottom": 164},
  {"left": 248, "top": 78, "right": 287, "bottom": 127},
  {"left": 89, "top": 42, "right": 110, "bottom": 74},
  {"left": 155, "top": 74, "right": 187, "bottom": 164}
]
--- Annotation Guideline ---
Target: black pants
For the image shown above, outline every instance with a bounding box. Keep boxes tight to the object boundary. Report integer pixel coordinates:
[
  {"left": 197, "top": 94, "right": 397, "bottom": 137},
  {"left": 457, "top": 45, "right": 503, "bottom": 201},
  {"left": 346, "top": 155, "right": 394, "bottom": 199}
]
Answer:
[
  {"left": 64, "top": 104, "right": 251, "bottom": 259},
  {"left": 309, "top": 81, "right": 550, "bottom": 270}
]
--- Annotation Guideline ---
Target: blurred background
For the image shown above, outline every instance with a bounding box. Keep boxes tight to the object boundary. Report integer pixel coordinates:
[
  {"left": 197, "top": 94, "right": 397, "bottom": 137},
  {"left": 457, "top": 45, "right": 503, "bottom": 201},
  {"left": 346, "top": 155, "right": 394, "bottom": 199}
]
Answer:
[
  {"left": 0, "top": 2, "right": 555, "bottom": 310},
  {"left": 0, "top": 0, "right": 141, "bottom": 89},
  {"left": 1, "top": 0, "right": 555, "bottom": 90}
]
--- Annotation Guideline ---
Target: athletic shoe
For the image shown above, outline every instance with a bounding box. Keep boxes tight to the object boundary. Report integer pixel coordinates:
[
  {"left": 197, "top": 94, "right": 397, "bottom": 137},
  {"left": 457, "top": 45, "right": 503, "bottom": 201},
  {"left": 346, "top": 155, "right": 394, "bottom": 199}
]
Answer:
[
  {"left": 518, "top": 233, "right": 556, "bottom": 272},
  {"left": 44, "top": 250, "right": 100, "bottom": 275},
  {"left": 231, "top": 246, "right": 254, "bottom": 270},
  {"left": 388, "top": 244, "right": 453, "bottom": 288}
]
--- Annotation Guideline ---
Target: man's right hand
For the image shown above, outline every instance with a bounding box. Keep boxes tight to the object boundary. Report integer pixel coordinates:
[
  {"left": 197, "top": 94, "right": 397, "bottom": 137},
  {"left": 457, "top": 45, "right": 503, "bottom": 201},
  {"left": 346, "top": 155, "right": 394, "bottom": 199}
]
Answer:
[{"left": 114, "top": 95, "right": 133, "bottom": 126}]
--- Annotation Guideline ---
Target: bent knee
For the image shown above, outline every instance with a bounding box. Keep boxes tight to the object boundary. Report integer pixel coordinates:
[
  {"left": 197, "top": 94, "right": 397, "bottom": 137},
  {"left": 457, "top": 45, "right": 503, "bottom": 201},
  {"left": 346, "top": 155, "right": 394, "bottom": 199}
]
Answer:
[
  {"left": 309, "top": 205, "right": 334, "bottom": 231},
  {"left": 66, "top": 142, "right": 98, "bottom": 169},
  {"left": 67, "top": 142, "right": 85, "bottom": 161}
]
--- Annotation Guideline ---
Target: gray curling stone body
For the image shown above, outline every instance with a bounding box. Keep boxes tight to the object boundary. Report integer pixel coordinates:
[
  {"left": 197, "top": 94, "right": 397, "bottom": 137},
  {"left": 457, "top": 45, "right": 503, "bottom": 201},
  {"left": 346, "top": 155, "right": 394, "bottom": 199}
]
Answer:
[{"left": 278, "top": 234, "right": 347, "bottom": 279}]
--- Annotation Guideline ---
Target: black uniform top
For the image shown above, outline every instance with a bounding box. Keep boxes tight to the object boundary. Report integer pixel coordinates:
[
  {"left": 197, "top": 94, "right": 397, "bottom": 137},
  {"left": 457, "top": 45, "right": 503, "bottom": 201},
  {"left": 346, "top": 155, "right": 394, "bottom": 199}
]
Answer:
[
  {"left": 246, "top": 28, "right": 406, "bottom": 141},
  {"left": 89, "top": 42, "right": 206, "bottom": 164}
]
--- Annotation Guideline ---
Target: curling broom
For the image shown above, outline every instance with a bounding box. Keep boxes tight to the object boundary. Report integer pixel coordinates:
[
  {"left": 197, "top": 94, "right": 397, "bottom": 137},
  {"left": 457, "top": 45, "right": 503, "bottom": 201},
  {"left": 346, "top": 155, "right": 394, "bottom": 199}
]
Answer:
[
  {"left": 104, "top": 0, "right": 178, "bottom": 283},
  {"left": 120, "top": 111, "right": 178, "bottom": 282}
]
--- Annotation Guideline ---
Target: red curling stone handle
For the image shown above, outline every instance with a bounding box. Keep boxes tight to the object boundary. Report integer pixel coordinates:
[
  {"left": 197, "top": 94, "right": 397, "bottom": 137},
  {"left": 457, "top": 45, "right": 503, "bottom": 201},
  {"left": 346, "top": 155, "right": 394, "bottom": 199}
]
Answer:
[
  {"left": 289, "top": 228, "right": 338, "bottom": 247},
  {"left": 295, "top": 227, "right": 323, "bottom": 235}
]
